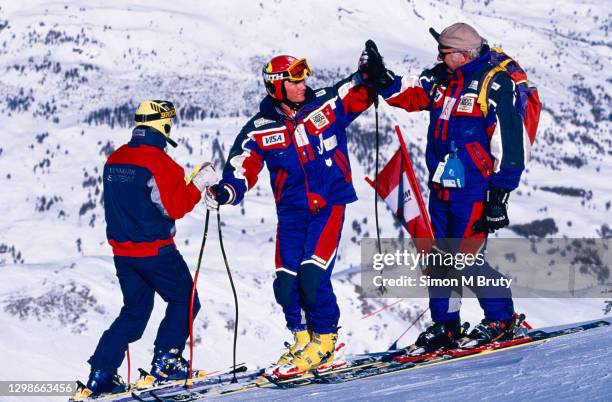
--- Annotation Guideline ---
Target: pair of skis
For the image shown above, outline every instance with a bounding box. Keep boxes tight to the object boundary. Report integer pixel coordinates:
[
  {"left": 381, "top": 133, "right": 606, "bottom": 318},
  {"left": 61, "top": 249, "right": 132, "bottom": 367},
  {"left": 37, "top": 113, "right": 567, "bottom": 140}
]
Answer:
[
  {"left": 70, "top": 320, "right": 610, "bottom": 401},
  {"left": 260, "top": 320, "right": 610, "bottom": 389},
  {"left": 70, "top": 364, "right": 255, "bottom": 402}
]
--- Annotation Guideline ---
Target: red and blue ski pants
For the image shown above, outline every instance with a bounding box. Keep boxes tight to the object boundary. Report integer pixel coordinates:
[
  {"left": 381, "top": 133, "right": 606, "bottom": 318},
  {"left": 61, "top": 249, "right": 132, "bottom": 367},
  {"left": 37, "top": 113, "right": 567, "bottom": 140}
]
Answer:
[
  {"left": 273, "top": 204, "right": 345, "bottom": 334},
  {"left": 428, "top": 193, "right": 514, "bottom": 323}
]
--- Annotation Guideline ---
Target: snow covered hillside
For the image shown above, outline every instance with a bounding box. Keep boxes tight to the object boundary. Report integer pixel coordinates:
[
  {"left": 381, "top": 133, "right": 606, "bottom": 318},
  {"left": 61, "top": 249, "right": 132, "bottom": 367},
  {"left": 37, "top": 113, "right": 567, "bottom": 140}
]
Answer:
[{"left": 0, "top": 0, "right": 610, "bottom": 390}]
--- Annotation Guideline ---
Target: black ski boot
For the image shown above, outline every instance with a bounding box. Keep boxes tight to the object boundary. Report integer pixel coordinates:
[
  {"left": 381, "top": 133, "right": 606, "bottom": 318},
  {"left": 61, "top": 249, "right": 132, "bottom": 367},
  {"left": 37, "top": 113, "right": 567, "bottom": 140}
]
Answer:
[
  {"left": 406, "top": 319, "right": 466, "bottom": 356},
  {"left": 85, "top": 368, "right": 128, "bottom": 397},
  {"left": 460, "top": 314, "right": 526, "bottom": 349},
  {"left": 150, "top": 348, "right": 190, "bottom": 381}
]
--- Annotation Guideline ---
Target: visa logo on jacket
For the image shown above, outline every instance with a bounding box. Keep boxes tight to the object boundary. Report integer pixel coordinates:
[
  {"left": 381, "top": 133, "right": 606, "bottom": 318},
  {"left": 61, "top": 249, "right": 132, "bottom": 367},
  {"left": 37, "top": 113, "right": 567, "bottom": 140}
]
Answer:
[{"left": 263, "top": 133, "right": 285, "bottom": 146}]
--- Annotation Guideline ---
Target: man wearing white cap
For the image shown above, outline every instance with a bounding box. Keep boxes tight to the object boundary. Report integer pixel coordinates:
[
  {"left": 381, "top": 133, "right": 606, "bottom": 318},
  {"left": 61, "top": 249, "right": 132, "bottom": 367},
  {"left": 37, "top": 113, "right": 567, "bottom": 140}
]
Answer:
[{"left": 359, "top": 23, "right": 526, "bottom": 353}]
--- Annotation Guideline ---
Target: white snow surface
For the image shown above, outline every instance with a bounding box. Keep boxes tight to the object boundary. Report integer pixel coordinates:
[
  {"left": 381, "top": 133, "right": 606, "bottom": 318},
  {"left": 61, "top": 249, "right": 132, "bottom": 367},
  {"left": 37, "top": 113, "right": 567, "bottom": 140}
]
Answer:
[
  {"left": 216, "top": 320, "right": 612, "bottom": 402},
  {"left": 0, "top": 0, "right": 610, "bottom": 400}
]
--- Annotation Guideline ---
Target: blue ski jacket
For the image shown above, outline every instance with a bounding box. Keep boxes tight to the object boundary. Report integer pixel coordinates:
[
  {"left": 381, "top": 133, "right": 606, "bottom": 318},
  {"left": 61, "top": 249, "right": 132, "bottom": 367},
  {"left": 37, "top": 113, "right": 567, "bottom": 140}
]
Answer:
[
  {"left": 219, "top": 73, "right": 375, "bottom": 212},
  {"left": 380, "top": 46, "right": 527, "bottom": 200}
]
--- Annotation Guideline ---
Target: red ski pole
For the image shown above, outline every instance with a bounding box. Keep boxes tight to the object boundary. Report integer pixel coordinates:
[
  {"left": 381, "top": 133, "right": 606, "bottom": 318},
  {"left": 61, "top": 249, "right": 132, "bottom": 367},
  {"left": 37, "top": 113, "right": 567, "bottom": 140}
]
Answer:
[{"left": 186, "top": 210, "right": 210, "bottom": 387}]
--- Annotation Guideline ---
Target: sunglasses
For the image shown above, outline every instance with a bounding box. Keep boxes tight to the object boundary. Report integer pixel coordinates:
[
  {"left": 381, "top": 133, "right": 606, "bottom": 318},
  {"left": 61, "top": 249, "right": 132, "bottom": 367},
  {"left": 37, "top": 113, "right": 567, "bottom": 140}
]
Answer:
[
  {"left": 437, "top": 47, "right": 469, "bottom": 59},
  {"left": 438, "top": 50, "right": 457, "bottom": 59}
]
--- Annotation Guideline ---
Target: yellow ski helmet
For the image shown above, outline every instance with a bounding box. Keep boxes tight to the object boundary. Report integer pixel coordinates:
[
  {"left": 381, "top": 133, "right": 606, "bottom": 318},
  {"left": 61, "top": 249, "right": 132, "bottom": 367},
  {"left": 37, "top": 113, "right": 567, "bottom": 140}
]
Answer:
[{"left": 134, "top": 100, "right": 178, "bottom": 147}]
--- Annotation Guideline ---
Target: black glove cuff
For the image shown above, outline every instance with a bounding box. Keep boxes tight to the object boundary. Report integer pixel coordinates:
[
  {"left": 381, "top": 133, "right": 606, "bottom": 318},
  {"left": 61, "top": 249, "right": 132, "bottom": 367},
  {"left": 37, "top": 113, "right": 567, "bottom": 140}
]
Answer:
[
  {"left": 379, "top": 69, "right": 396, "bottom": 89},
  {"left": 487, "top": 188, "right": 510, "bottom": 204}
]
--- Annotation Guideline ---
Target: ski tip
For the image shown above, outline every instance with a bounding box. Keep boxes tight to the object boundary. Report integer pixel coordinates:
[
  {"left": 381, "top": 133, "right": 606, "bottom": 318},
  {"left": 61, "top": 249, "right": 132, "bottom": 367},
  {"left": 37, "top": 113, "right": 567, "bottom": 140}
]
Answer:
[
  {"left": 262, "top": 373, "right": 280, "bottom": 384},
  {"left": 69, "top": 381, "right": 92, "bottom": 401},
  {"left": 134, "top": 373, "right": 156, "bottom": 389},
  {"left": 229, "top": 364, "right": 248, "bottom": 374},
  {"left": 254, "top": 376, "right": 272, "bottom": 387}
]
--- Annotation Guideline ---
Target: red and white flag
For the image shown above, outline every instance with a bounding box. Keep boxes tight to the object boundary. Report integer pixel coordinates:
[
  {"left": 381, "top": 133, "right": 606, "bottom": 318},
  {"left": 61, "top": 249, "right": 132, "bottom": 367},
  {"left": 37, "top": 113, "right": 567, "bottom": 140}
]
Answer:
[{"left": 365, "top": 126, "right": 434, "bottom": 242}]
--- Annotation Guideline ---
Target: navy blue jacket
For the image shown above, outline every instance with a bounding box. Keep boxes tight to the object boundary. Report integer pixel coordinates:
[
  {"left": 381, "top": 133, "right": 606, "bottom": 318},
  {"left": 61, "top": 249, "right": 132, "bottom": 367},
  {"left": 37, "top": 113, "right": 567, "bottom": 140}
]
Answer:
[{"left": 103, "top": 127, "right": 201, "bottom": 256}]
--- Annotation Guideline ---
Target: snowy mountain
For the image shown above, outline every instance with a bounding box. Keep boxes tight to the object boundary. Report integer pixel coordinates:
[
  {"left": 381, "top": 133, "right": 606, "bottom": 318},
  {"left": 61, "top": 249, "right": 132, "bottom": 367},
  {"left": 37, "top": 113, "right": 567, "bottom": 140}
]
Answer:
[{"left": 0, "top": 0, "right": 610, "bottom": 397}]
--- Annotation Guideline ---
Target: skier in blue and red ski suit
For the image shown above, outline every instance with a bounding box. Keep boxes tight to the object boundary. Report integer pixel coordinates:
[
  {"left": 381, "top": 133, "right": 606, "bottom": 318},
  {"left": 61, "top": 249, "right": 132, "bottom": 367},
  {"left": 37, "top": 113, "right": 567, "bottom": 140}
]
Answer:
[
  {"left": 205, "top": 55, "right": 376, "bottom": 375},
  {"left": 361, "top": 24, "right": 529, "bottom": 351},
  {"left": 83, "top": 100, "right": 217, "bottom": 397}
]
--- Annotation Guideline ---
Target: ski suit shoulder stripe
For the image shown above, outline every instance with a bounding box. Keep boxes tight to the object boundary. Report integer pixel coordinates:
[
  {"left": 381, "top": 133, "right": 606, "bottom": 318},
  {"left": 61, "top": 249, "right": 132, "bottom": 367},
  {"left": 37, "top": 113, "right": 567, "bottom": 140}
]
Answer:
[
  {"left": 334, "top": 74, "right": 374, "bottom": 115},
  {"left": 307, "top": 97, "right": 338, "bottom": 118}
]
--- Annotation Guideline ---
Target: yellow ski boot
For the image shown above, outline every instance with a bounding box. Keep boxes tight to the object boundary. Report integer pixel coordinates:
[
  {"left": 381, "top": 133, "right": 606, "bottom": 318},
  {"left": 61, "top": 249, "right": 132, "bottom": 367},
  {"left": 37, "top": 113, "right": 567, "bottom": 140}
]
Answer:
[
  {"left": 277, "top": 329, "right": 311, "bottom": 365},
  {"left": 264, "top": 329, "right": 311, "bottom": 375},
  {"left": 274, "top": 332, "right": 337, "bottom": 378}
]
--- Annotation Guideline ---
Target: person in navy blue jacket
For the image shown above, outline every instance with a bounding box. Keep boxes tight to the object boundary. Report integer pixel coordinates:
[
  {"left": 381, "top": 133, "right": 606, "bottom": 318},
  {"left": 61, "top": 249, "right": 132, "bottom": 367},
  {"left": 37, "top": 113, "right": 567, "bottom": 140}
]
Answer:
[
  {"left": 360, "top": 24, "right": 526, "bottom": 353},
  {"left": 83, "top": 100, "right": 217, "bottom": 397},
  {"left": 206, "top": 56, "right": 376, "bottom": 376}
]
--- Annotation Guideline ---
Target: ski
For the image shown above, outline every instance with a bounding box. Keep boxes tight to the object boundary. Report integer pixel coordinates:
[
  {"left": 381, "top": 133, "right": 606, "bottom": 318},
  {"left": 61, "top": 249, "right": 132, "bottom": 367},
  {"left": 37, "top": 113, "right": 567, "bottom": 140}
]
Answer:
[
  {"left": 69, "top": 364, "right": 254, "bottom": 402},
  {"left": 70, "top": 320, "right": 610, "bottom": 401},
  {"left": 392, "top": 314, "right": 529, "bottom": 364},
  {"left": 123, "top": 365, "right": 259, "bottom": 402},
  {"left": 259, "top": 320, "right": 611, "bottom": 388},
  {"left": 137, "top": 376, "right": 273, "bottom": 401}
]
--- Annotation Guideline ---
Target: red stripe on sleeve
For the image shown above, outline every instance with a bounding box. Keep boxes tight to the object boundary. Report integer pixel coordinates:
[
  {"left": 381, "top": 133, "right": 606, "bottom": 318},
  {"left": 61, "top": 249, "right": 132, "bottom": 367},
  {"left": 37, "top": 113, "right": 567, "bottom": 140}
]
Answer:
[
  {"left": 387, "top": 86, "right": 430, "bottom": 112},
  {"left": 342, "top": 85, "right": 374, "bottom": 114},
  {"left": 242, "top": 150, "right": 264, "bottom": 190}
]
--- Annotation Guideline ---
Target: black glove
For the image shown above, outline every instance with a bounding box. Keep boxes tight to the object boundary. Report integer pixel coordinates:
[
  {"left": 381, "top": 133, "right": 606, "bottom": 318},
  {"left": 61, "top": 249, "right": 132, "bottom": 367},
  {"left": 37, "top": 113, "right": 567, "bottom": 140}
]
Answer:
[
  {"left": 473, "top": 188, "right": 510, "bottom": 233},
  {"left": 358, "top": 39, "right": 395, "bottom": 89},
  {"left": 423, "top": 63, "right": 449, "bottom": 85},
  {"left": 205, "top": 184, "right": 232, "bottom": 210}
]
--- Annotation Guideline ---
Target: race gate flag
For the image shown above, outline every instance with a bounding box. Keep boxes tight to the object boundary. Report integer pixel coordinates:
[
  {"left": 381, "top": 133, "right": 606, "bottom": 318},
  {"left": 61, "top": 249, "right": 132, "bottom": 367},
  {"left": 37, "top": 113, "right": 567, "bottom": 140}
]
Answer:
[{"left": 365, "top": 126, "right": 434, "bottom": 243}]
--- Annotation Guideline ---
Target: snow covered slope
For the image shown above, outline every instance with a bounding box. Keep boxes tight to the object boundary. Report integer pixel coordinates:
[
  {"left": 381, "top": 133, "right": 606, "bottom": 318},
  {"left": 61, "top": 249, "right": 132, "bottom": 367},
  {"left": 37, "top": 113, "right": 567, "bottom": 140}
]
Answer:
[
  {"left": 0, "top": 0, "right": 610, "bottom": 391},
  {"left": 218, "top": 320, "right": 612, "bottom": 401}
]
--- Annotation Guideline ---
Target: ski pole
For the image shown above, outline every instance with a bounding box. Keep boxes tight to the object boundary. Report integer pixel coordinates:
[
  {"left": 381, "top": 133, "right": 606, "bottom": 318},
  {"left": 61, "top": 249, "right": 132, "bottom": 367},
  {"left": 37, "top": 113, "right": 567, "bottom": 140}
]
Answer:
[
  {"left": 125, "top": 347, "right": 130, "bottom": 385},
  {"left": 217, "top": 210, "right": 239, "bottom": 384},
  {"left": 387, "top": 307, "right": 429, "bottom": 351},
  {"left": 363, "top": 38, "right": 386, "bottom": 295},
  {"left": 372, "top": 86, "right": 387, "bottom": 296},
  {"left": 186, "top": 210, "right": 211, "bottom": 387},
  {"left": 374, "top": 95, "right": 382, "bottom": 256},
  {"left": 364, "top": 38, "right": 383, "bottom": 257},
  {"left": 361, "top": 299, "right": 405, "bottom": 320}
]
